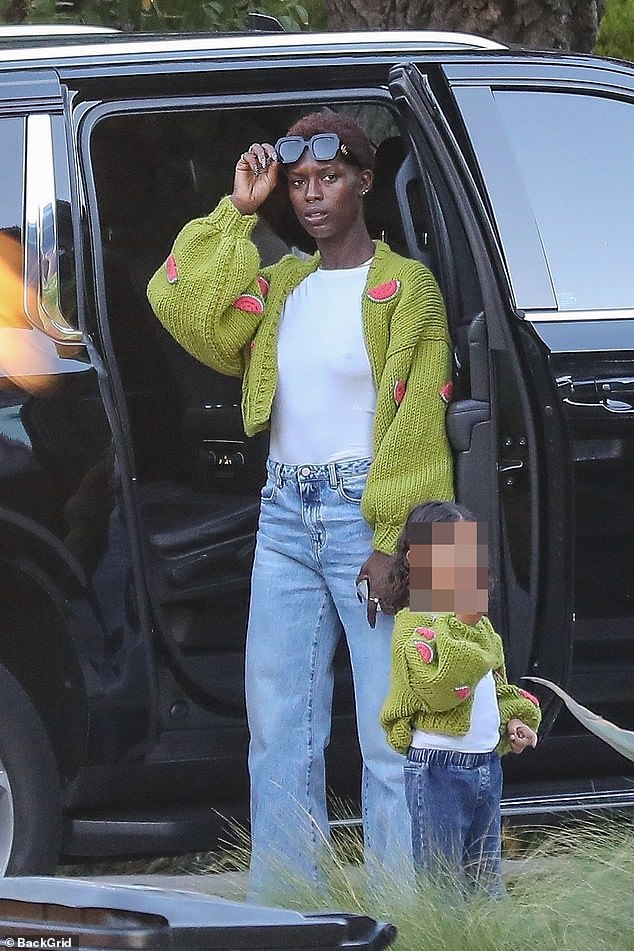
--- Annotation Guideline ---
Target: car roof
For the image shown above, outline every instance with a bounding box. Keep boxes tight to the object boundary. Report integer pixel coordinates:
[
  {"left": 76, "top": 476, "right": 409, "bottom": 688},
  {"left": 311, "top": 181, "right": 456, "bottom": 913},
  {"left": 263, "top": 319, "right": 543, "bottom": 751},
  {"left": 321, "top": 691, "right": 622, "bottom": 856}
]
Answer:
[
  {"left": 0, "top": 24, "right": 119, "bottom": 36},
  {"left": 0, "top": 28, "right": 507, "bottom": 67}
]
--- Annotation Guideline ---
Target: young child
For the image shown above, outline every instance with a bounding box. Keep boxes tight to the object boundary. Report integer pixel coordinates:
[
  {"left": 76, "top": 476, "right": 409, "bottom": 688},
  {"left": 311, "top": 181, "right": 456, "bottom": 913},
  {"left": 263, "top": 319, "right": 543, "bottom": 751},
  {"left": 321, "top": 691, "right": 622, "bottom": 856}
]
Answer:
[{"left": 380, "top": 500, "right": 541, "bottom": 897}]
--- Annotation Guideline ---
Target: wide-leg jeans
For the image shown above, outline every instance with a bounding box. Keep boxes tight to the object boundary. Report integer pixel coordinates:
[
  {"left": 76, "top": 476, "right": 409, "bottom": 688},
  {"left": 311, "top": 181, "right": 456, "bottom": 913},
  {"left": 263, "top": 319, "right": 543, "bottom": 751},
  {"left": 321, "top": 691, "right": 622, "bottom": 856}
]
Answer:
[{"left": 245, "top": 458, "right": 411, "bottom": 898}]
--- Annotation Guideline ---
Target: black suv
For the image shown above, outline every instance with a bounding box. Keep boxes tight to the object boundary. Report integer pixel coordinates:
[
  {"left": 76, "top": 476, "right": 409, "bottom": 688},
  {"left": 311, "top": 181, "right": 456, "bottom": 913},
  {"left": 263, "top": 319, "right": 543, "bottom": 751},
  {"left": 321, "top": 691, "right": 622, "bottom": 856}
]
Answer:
[{"left": 1, "top": 27, "right": 633, "bottom": 876}]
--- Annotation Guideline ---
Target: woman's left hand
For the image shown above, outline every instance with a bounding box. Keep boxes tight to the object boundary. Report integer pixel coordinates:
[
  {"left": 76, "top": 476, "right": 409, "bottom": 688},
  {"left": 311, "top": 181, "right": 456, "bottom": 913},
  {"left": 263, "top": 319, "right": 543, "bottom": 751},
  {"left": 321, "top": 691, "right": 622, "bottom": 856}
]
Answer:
[{"left": 356, "top": 551, "right": 395, "bottom": 629}]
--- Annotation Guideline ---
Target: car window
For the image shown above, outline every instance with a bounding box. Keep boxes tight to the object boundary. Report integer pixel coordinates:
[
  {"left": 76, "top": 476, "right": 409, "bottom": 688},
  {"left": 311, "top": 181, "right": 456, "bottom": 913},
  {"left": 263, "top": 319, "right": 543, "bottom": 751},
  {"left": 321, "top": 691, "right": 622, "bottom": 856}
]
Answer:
[
  {"left": 493, "top": 90, "right": 634, "bottom": 313},
  {"left": 51, "top": 116, "right": 78, "bottom": 329},
  {"left": 0, "top": 117, "right": 26, "bottom": 332},
  {"left": 0, "top": 117, "right": 32, "bottom": 397}
]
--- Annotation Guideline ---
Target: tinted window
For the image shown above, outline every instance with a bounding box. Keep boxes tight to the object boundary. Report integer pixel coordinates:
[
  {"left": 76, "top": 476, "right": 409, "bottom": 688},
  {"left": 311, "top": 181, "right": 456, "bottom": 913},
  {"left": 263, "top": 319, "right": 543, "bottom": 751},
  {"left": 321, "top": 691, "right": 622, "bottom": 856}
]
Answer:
[
  {"left": 494, "top": 90, "right": 634, "bottom": 312},
  {"left": 52, "top": 116, "right": 78, "bottom": 327},
  {"left": 0, "top": 117, "right": 28, "bottom": 395},
  {"left": 0, "top": 116, "right": 25, "bottom": 309}
]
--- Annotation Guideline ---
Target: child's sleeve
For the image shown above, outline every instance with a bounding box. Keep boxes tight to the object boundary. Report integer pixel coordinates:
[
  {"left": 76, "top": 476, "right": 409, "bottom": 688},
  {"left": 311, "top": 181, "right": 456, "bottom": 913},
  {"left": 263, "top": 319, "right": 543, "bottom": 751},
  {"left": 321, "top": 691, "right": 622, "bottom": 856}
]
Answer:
[
  {"left": 380, "top": 619, "right": 420, "bottom": 754},
  {"left": 147, "top": 196, "right": 267, "bottom": 378},
  {"left": 494, "top": 668, "right": 542, "bottom": 755}
]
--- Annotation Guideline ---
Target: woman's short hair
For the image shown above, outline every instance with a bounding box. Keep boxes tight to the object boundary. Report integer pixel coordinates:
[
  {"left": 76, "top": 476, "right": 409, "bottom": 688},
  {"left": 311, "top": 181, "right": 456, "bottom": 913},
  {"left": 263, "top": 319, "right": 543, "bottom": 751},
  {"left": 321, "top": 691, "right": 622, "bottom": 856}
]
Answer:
[{"left": 285, "top": 109, "right": 376, "bottom": 171}]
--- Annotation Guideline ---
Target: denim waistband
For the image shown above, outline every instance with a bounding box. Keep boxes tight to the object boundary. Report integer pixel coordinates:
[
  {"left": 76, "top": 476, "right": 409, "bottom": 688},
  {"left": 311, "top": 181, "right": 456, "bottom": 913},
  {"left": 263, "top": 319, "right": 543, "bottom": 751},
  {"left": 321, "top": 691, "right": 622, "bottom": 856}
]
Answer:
[
  {"left": 407, "top": 746, "right": 496, "bottom": 768},
  {"left": 267, "top": 458, "right": 371, "bottom": 487}
]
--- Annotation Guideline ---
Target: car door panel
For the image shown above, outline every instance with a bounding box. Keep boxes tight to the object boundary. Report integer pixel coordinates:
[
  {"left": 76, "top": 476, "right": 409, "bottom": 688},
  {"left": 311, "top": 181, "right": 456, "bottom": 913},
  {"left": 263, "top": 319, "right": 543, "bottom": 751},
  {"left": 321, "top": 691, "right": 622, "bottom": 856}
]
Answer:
[{"left": 388, "top": 64, "right": 563, "bottom": 707}]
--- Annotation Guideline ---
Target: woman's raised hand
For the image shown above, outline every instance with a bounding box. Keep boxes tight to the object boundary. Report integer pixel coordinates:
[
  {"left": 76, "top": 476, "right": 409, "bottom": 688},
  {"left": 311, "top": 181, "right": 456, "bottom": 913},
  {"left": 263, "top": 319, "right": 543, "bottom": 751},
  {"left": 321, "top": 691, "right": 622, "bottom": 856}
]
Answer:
[{"left": 231, "top": 142, "right": 279, "bottom": 216}]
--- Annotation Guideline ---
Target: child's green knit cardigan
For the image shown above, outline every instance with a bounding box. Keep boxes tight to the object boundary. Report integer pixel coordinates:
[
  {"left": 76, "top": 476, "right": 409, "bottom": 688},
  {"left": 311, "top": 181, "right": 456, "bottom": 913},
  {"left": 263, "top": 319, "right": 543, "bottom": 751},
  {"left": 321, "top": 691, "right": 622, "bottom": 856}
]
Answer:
[
  {"left": 381, "top": 611, "right": 542, "bottom": 756},
  {"left": 147, "top": 196, "right": 453, "bottom": 554}
]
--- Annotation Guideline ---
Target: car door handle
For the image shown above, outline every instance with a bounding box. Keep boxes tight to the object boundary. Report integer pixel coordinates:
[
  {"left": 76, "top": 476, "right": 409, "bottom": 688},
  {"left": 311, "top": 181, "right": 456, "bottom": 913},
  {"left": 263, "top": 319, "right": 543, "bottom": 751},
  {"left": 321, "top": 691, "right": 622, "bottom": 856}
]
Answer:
[
  {"left": 498, "top": 459, "right": 524, "bottom": 473},
  {"left": 561, "top": 396, "right": 634, "bottom": 414},
  {"left": 557, "top": 375, "right": 634, "bottom": 414}
]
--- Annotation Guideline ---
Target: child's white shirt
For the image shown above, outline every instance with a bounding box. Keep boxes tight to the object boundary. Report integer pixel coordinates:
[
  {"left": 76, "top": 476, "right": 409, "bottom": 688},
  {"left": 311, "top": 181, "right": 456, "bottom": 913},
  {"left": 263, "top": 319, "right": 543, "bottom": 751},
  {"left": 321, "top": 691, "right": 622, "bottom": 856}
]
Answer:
[{"left": 411, "top": 669, "right": 501, "bottom": 753}]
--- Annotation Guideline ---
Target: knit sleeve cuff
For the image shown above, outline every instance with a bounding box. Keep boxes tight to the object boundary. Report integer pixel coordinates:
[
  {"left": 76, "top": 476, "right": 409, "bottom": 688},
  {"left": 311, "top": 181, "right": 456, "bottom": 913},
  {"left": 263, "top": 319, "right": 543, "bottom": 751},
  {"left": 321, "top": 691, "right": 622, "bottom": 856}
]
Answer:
[
  {"left": 384, "top": 719, "right": 411, "bottom": 755},
  {"left": 206, "top": 195, "right": 258, "bottom": 238},
  {"left": 496, "top": 685, "right": 542, "bottom": 754},
  {"left": 372, "top": 522, "right": 400, "bottom": 555}
]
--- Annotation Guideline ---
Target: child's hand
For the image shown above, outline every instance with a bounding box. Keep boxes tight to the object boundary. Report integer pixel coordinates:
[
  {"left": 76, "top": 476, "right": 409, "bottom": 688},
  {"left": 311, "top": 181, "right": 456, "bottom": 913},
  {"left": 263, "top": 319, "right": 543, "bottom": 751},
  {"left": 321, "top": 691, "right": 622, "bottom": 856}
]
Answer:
[{"left": 507, "top": 719, "right": 538, "bottom": 754}]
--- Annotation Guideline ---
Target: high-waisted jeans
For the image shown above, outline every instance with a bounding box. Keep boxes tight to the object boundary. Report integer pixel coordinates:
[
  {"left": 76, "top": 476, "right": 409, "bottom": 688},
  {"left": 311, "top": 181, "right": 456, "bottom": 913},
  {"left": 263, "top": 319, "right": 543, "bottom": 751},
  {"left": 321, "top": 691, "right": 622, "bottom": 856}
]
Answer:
[
  {"left": 404, "top": 746, "right": 506, "bottom": 898},
  {"left": 245, "top": 458, "right": 411, "bottom": 899}
]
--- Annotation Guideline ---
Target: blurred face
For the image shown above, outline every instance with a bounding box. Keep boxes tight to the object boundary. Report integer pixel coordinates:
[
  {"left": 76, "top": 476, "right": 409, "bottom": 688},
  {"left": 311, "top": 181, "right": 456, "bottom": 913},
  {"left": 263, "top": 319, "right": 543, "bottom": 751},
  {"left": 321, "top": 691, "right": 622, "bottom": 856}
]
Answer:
[
  {"left": 407, "top": 521, "right": 489, "bottom": 614},
  {"left": 285, "top": 151, "right": 372, "bottom": 243}
]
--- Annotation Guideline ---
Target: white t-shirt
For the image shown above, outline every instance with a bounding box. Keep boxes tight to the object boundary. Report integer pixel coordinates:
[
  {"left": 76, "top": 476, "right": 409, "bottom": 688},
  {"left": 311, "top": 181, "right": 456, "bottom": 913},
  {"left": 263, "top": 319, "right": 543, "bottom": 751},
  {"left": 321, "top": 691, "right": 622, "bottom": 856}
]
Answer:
[
  {"left": 269, "top": 261, "right": 376, "bottom": 465},
  {"left": 411, "top": 669, "right": 501, "bottom": 753}
]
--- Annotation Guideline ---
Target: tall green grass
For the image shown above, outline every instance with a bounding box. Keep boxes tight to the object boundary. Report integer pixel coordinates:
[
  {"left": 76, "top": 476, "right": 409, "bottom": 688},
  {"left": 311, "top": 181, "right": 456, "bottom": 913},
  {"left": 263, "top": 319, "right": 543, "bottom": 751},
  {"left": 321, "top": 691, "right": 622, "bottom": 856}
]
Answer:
[{"left": 202, "top": 817, "right": 634, "bottom": 951}]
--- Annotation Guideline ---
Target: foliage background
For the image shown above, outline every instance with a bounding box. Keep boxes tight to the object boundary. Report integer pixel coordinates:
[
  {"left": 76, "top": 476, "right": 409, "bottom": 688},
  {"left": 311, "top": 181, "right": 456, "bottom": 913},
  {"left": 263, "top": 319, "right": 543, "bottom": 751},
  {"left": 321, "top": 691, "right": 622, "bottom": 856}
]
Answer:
[
  {"left": 0, "top": 1, "right": 631, "bottom": 62},
  {"left": 0, "top": 0, "right": 326, "bottom": 32},
  {"left": 595, "top": 0, "right": 634, "bottom": 59}
]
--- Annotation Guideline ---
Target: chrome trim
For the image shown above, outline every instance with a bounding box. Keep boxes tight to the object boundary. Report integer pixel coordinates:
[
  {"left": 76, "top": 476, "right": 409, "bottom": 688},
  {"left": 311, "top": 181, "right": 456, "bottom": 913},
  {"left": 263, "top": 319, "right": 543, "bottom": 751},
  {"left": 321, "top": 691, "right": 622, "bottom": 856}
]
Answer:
[
  {"left": 24, "top": 114, "right": 82, "bottom": 344},
  {"left": 331, "top": 787, "right": 634, "bottom": 827},
  {"left": 0, "top": 30, "right": 506, "bottom": 63},
  {"left": 526, "top": 308, "right": 634, "bottom": 322},
  {"left": 501, "top": 787, "right": 634, "bottom": 817}
]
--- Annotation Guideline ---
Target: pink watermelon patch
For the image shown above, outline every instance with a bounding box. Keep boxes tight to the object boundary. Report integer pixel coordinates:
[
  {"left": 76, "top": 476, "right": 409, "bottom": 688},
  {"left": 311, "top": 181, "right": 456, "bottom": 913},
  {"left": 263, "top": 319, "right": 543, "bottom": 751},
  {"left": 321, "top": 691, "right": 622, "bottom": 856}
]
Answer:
[
  {"left": 257, "top": 276, "right": 270, "bottom": 298},
  {"left": 414, "top": 627, "right": 436, "bottom": 641},
  {"left": 440, "top": 381, "right": 453, "bottom": 405},
  {"left": 454, "top": 685, "right": 471, "bottom": 700},
  {"left": 367, "top": 279, "right": 401, "bottom": 303},
  {"left": 393, "top": 380, "right": 406, "bottom": 406},
  {"left": 165, "top": 254, "right": 179, "bottom": 284},
  {"left": 519, "top": 688, "right": 540, "bottom": 707},
  {"left": 414, "top": 642, "right": 434, "bottom": 664},
  {"left": 233, "top": 294, "right": 264, "bottom": 314}
]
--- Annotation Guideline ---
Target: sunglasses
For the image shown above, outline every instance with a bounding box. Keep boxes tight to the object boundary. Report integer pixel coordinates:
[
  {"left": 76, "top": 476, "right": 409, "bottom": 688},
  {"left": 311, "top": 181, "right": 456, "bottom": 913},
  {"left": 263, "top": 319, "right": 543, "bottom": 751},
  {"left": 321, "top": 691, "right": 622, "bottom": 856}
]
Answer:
[{"left": 274, "top": 133, "right": 353, "bottom": 165}]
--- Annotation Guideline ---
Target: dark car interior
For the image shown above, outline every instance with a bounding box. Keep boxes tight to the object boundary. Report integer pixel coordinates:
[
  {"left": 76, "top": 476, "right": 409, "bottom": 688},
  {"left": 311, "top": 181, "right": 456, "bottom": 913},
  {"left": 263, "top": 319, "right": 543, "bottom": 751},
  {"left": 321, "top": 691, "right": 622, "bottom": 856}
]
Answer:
[{"left": 89, "top": 100, "right": 493, "bottom": 718}]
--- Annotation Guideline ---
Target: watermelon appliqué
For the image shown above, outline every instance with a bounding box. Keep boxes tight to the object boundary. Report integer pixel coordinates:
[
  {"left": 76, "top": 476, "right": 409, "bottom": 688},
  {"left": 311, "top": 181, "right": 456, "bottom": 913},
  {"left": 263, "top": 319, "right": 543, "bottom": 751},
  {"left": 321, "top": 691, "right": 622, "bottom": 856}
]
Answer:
[
  {"left": 519, "top": 688, "right": 540, "bottom": 707},
  {"left": 414, "top": 641, "right": 434, "bottom": 664},
  {"left": 393, "top": 380, "right": 406, "bottom": 406},
  {"left": 440, "top": 381, "right": 453, "bottom": 405},
  {"left": 367, "top": 279, "right": 401, "bottom": 303},
  {"left": 165, "top": 254, "right": 179, "bottom": 284},
  {"left": 257, "top": 276, "right": 270, "bottom": 298},
  {"left": 454, "top": 685, "right": 471, "bottom": 700},
  {"left": 414, "top": 627, "right": 436, "bottom": 641},
  {"left": 233, "top": 294, "right": 264, "bottom": 314}
]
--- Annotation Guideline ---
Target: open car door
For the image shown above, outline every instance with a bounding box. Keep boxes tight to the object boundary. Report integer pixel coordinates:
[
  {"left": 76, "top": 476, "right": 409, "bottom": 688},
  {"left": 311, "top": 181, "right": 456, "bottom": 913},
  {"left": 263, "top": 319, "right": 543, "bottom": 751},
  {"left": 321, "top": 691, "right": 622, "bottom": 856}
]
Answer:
[{"left": 387, "top": 62, "right": 572, "bottom": 728}]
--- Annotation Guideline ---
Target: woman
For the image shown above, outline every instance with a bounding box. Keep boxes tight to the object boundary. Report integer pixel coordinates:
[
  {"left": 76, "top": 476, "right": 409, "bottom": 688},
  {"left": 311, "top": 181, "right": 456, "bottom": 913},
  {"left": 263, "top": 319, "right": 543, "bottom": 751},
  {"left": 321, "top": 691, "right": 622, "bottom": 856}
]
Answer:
[{"left": 147, "top": 109, "right": 453, "bottom": 899}]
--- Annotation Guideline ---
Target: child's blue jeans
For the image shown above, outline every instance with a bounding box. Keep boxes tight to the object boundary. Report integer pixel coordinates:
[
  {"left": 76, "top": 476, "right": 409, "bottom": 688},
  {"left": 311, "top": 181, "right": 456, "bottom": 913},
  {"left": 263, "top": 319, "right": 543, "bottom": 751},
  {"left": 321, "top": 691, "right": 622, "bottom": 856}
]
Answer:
[{"left": 404, "top": 746, "right": 506, "bottom": 899}]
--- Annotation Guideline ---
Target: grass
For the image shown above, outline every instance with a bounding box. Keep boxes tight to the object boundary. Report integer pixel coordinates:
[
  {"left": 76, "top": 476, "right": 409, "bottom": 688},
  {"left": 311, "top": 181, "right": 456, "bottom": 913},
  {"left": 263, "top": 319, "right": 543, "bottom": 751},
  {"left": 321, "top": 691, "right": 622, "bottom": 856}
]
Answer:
[
  {"left": 195, "top": 816, "right": 634, "bottom": 951},
  {"left": 59, "top": 814, "right": 634, "bottom": 950}
]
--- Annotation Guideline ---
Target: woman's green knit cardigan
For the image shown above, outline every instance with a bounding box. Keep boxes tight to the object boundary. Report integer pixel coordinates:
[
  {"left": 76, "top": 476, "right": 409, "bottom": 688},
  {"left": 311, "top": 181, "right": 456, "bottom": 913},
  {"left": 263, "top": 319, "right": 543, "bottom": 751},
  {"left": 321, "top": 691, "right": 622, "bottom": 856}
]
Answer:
[
  {"left": 147, "top": 196, "right": 454, "bottom": 553},
  {"left": 381, "top": 611, "right": 542, "bottom": 756}
]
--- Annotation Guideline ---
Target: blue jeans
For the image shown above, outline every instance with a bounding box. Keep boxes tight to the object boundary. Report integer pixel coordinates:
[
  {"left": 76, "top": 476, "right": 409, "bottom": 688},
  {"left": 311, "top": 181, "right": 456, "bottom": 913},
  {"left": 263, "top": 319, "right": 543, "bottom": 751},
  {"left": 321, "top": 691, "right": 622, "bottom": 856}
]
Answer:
[
  {"left": 245, "top": 458, "right": 412, "bottom": 899},
  {"left": 404, "top": 746, "right": 506, "bottom": 899}
]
